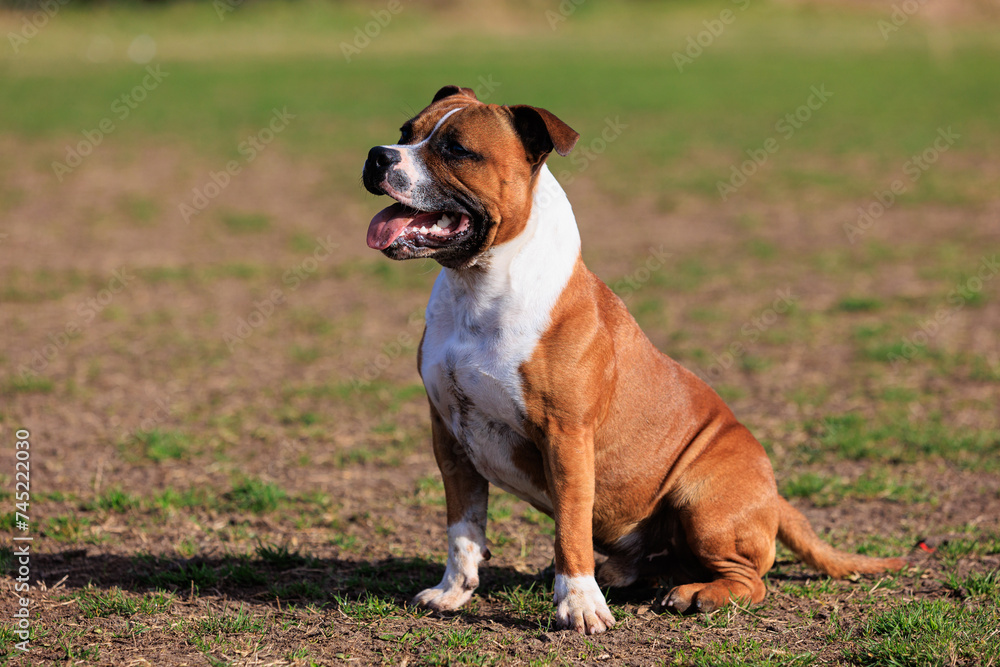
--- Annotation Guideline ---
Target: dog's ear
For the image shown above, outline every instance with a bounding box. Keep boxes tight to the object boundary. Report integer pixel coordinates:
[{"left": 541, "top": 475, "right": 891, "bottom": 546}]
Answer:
[
  {"left": 432, "top": 85, "right": 478, "bottom": 104},
  {"left": 508, "top": 105, "right": 580, "bottom": 167}
]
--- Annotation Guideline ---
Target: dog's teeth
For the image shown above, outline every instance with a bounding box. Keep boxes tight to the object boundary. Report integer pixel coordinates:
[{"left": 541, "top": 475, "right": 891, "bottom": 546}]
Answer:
[
  {"left": 440, "top": 214, "right": 452, "bottom": 226},
  {"left": 419, "top": 226, "right": 428, "bottom": 234},
  {"left": 429, "top": 223, "right": 443, "bottom": 233}
]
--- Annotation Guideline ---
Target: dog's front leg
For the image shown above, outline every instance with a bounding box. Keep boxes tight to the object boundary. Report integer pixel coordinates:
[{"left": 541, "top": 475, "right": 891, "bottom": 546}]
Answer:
[
  {"left": 547, "top": 430, "right": 616, "bottom": 635},
  {"left": 413, "top": 404, "right": 490, "bottom": 612}
]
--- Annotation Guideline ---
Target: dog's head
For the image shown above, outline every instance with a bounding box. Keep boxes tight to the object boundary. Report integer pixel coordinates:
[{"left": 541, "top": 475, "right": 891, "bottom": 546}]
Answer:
[{"left": 362, "top": 85, "right": 578, "bottom": 269}]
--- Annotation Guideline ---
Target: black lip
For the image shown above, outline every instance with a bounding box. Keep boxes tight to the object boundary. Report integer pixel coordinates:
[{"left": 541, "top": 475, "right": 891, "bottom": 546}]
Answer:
[
  {"left": 381, "top": 206, "right": 493, "bottom": 269},
  {"left": 390, "top": 210, "right": 473, "bottom": 250},
  {"left": 382, "top": 196, "right": 480, "bottom": 250}
]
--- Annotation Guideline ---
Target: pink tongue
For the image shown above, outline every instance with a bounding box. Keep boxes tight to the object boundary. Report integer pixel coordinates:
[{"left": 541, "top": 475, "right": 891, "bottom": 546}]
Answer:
[
  {"left": 366, "top": 204, "right": 441, "bottom": 250},
  {"left": 367, "top": 203, "right": 413, "bottom": 250}
]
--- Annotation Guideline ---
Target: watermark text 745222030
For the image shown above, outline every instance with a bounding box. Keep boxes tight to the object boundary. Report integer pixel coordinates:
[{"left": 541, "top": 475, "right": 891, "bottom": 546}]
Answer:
[{"left": 12, "top": 428, "right": 34, "bottom": 653}]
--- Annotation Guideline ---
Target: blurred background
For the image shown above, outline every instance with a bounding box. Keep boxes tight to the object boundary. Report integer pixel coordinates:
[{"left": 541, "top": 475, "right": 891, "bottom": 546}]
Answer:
[{"left": 1, "top": 0, "right": 999, "bottom": 663}]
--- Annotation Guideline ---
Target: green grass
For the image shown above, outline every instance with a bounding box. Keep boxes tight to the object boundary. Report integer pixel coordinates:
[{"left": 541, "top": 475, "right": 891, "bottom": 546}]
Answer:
[
  {"left": 148, "top": 481, "right": 327, "bottom": 520},
  {"left": 86, "top": 487, "right": 140, "bottom": 513},
  {"left": 844, "top": 599, "right": 1000, "bottom": 666},
  {"left": 126, "top": 429, "right": 191, "bottom": 462},
  {"left": 806, "top": 412, "right": 1000, "bottom": 470},
  {"left": 929, "top": 531, "right": 1000, "bottom": 564},
  {"left": 772, "top": 577, "right": 842, "bottom": 600},
  {"left": 289, "top": 344, "right": 322, "bottom": 364},
  {"left": 220, "top": 211, "right": 271, "bottom": 234},
  {"left": 332, "top": 591, "right": 399, "bottom": 621},
  {"left": 120, "top": 195, "right": 159, "bottom": 225},
  {"left": 224, "top": 477, "right": 287, "bottom": 513},
  {"left": 379, "top": 627, "right": 497, "bottom": 666},
  {"left": 222, "top": 559, "right": 268, "bottom": 587},
  {"left": 59, "top": 642, "right": 101, "bottom": 662},
  {"left": 255, "top": 541, "right": 315, "bottom": 570},
  {"left": 43, "top": 514, "right": 91, "bottom": 542},
  {"left": 153, "top": 486, "right": 212, "bottom": 511},
  {"left": 677, "top": 637, "right": 817, "bottom": 667},
  {"left": 946, "top": 569, "right": 1000, "bottom": 602},
  {"left": 491, "top": 583, "right": 552, "bottom": 619},
  {"left": 0, "top": 545, "right": 14, "bottom": 575},
  {"left": 285, "top": 646, "right": 312, "bottom": 661},
  {"left": 835, "top": 296, "right": 883, "bottom": 312},
  {"left": 74, "top": 587, "right": 174, "bottom": 618},
  {"left": 780, "top": 467, "right": 928, "bottom": 506},
  {"left": 4, "top": 376, "right": 55, "bottom": 393},
  {"left": 193, "top": 603, "right": 268, "bottom": 635},
  {"left": 2, "top": 3, "right": 998, "bottom": 206},
  {"left": 141, "top": 560, "right": 220, "bottom": 592},
  {"left": 271, "top": 580, "right": 327, "bottom": 600}
]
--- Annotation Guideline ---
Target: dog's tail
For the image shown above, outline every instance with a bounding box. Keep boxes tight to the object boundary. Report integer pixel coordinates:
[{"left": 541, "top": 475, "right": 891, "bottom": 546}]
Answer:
[{"left": 776, "top": 497, "right": 907, "bottom": 578}]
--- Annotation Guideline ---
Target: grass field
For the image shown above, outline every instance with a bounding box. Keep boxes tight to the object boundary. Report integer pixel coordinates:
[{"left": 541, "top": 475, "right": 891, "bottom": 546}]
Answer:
[{"left": 1, "top": 0, "right": 1000, "bottom": 664}]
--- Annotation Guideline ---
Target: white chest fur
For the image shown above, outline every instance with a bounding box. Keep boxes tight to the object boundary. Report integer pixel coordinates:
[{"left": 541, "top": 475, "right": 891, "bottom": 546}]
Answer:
[{"left": 420, "top": 165, "right": 581, "bottom": 511}]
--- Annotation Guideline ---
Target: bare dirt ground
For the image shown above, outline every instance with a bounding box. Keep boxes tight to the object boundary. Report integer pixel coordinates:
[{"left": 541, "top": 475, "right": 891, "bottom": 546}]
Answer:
[{"left": 1, "top": 137, "right": 999, "bottom": 665}]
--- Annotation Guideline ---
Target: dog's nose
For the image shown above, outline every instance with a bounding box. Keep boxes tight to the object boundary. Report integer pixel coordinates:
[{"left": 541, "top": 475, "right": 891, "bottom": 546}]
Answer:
[{"left": 367, "top": 146, "right": 401, "bottom": 171}]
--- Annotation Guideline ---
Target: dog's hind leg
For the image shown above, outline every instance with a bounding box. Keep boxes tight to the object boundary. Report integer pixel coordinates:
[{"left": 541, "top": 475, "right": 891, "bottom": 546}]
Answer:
[
  {"left": 659, "top": 432, "right": 780, "bottom": 614},
  {"left": 595, "top": 552, "right": 640, "bottom": 588}
]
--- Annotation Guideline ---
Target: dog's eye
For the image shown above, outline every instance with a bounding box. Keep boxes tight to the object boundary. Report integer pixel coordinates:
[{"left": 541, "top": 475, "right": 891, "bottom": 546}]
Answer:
[
  {"left": 447, "top": 141, "right": 473, "bottom": 157},
  {"left": 399, "top": 126, "right": 413, "bottom": 144}
]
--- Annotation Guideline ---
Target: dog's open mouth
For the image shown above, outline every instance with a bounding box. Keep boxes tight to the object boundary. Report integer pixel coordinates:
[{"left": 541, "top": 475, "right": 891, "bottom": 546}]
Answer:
[{"left": 367, "top": 203, "right": 471, "bottom": 251}]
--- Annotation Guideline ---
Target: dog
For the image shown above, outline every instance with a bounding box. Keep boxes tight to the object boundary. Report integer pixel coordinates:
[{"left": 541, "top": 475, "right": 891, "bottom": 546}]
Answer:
[{"left": 361, "top": 85, "right": 907, "bottom": 634}]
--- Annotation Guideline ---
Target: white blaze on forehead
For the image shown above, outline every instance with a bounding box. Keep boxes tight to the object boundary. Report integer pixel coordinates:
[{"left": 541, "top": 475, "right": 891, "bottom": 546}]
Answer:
[
  {"left": 419, "top": 106, "right": 465, "bottom": 146},
  {"left": 382, "top": 106, "right": 466, "bottom": 153},
  {"left": 378, "top": 106, "right": 467, "bottom": 189}
]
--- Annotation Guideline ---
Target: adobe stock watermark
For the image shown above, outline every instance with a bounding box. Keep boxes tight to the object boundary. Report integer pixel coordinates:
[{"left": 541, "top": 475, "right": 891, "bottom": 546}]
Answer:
[
  {"left": 421, "top": 75, "right": 503, "bottom": 105},
  {"left": 611, "top": 246, "right": 673, "bottom": 298},
  {"left": 546, "top": 0, "right": 586, "bottom": 30},
  {"left": 178, "top": 107, "right": 295, "bottom": 224},
  {"left": 213, "top": 0, "right": 246, "bottom": 21},
  {"left": 466, "top": 75, "right": 502, "bottom": 102},
  {"left": 697, "top": 287, "right": 797, "bottom": 381},
  {"left": 7, "top": 0, "right": 70, "bottom": 55},
  {"left": 551, "top": 115, "right": 628, "bottom": 187},
  {"left": 716, "top": 85, "right": 833, "bottom": 201},
  {"left": 109, "top": 386, "right": 180, "bottom": 445},
  {"left": 51, "top": 65, "right": 169, "bottom": 182},
  {"left": 340, "top": 0, "right": 406, "bottom": 63},
  {"left": 888, "top": 255, "right": 997, "bottom": 369},
  {"left": 352, "top": 308, "right": 425, "bottom": 388},
  {"left": 223, "top": 235, "right": 338, "bottom": 351},
  {"left": 877, "top": 0, "right": 929, "bottom": 40},
  {"left": 11, "top": 429, "right": 33, "bottom": 653},
  {"left": 527, "top": 114, "right": 627, "bottom": 214},
  {"left": 16, "top": 267, "right": 137, "bottom": 379},
  {"left": 843, "top": 126, "right": 959, "bottom": 244},
  {"left": 673, "top": 0, "right": 751, "bottom": 72}
]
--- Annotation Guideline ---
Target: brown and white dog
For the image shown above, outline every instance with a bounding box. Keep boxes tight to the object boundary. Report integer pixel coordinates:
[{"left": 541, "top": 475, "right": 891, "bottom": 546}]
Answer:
[{"left": 361, "top": 85, "right": 906, "bottom": 635}]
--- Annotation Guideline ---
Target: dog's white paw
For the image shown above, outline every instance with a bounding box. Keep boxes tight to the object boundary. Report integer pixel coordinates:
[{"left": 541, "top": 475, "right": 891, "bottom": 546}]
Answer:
[
  {"left": 412, "top": 576, "right": 478, "bottom": 611},
  {"left": 413, "top": 518, "right": 487, "bottom": 612},
  {"left": 554, "top": 574, "right": 616, "bottom": 635}
]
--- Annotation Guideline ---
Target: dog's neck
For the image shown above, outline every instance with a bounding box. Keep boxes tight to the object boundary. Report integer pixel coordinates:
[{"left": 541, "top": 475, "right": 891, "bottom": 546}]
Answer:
[{"left": 441, "top": 165, "right": 581, "bottom": 328}]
